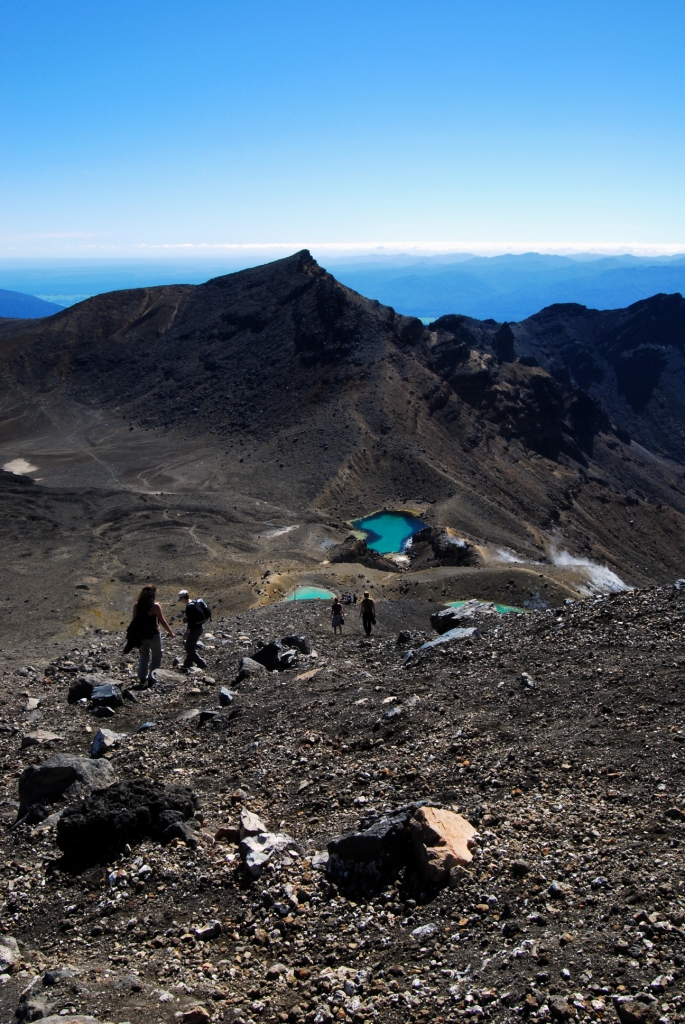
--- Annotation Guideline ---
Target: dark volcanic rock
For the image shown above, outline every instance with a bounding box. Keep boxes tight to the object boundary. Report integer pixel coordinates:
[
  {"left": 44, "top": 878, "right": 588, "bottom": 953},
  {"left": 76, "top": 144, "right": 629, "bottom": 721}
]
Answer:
[
  {"left": 56, "top": 778, "right": 199, "bottom": 864},
  {"left": 327, "top": 805, "right": 420, "bottom": 890},
  {"left": 328, "top": 535, "right": 400, "bottom": 572},
  {"left": 90, "top": 682, "right": 123, "bottom": 708},
  {"left": 250, "top": 641, "right": 298, "bottom": 672},
  {"left": 18, "top": 753, "right": 116, "bottom": 815},
  {"left": 409, "top": 527, "right": 477, "bottom": 569},
  {"left": 280, "top": 634, "right": 312, "bottom": 655}
]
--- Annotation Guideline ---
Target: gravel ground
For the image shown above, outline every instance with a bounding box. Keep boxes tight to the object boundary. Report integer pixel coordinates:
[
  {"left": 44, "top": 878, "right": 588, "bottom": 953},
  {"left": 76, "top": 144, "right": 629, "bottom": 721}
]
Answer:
[{"left": 0, "top": 588, "right": 684, "bottom": 1024}]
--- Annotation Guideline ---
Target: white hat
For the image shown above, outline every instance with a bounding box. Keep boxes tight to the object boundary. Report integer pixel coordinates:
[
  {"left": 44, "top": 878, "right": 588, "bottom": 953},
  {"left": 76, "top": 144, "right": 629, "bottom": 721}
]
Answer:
[{"left": 177, "top": 589, "right": 189, "bottom": 600}]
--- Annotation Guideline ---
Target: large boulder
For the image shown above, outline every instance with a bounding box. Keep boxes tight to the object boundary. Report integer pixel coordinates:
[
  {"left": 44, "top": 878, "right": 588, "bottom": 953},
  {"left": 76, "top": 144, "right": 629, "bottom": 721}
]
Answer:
[
  {"left": 409, "top": 806, "right": 476, "bottom": 885},
  {"left": 56, "top": 778, "right": 199, "bottom": 864},
  {"left": 250, "top": 641, "right": 298, "bottom": 672},
  {"left": 280, "top": 634, "right": 311, "bottom": 655},
  {"left": 418, "top": 626, "right": 480, "bottom": 651},
  {"left": 327, "top": 806, "right": 420, "bottom": 890},
  {"left": 235, "top": 656, "right": 269, "bottom": 683},
  {"left": 18, "top": 754, "right": 116, "bottom": 815},
  {"left": 431, "top": 600, "right": 497, "bottom": 634},
  {"left": 67, "top": 672, "right": 119, "bottom": 704}
]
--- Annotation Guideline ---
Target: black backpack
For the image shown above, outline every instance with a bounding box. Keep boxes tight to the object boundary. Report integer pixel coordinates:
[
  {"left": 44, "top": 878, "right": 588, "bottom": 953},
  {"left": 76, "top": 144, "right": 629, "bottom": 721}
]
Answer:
[{"left": 186, "top": 598, "right": 211, "bottom": 628}]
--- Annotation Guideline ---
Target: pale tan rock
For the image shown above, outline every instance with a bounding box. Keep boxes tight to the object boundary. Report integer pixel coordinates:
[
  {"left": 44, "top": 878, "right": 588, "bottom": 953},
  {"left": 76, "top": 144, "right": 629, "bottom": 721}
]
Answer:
[
  {"left": 240, "top": 807, "right": 267, "bottom": 839},
  {"left": 0, "top": 936, "right": 19, "bottom": 973},
  {"left": 20, "top": 730, "right": 63, "bottom": 748},
  {"left": 410, "top": 806, "right": 476, "bottom": 885}
]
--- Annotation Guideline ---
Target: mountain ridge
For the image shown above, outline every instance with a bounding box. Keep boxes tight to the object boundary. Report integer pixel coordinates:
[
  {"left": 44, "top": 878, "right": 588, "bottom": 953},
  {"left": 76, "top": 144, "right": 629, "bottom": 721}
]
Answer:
[{"left": 1, "top": 250, "right": 685, "bottom": 598}]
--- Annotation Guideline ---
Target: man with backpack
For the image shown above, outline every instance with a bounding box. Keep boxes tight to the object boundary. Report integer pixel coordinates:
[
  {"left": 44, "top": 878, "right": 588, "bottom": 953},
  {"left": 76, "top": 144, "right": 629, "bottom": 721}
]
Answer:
[
  {"left": 177, "top": 590, "right": 212, "bottom": 670},
  {"left": 359, "top": 590, "right": 376, "bottom": 636}
]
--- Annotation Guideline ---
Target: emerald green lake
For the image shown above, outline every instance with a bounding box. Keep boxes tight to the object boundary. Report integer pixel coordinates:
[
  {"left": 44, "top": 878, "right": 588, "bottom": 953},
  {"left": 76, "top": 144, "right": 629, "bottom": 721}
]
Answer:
[
  {"left": 351, "top": 511, "right": 427, "bottom": 554},
  {"left": 284, "top": 586, "right": 336, "bottom": 602}
]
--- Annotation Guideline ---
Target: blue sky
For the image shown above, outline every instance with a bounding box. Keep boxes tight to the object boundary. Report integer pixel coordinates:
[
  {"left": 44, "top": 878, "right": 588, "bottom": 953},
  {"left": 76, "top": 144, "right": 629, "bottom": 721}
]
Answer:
[{"left": 1, "top": 0, "right": 684, "bottom": 257}]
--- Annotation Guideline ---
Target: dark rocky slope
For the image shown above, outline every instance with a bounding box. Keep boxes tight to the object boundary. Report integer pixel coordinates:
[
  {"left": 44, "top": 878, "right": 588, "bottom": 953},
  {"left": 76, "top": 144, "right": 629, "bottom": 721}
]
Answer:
[{"left": 1, "top": 254, "right": 685, "bottom": 592}]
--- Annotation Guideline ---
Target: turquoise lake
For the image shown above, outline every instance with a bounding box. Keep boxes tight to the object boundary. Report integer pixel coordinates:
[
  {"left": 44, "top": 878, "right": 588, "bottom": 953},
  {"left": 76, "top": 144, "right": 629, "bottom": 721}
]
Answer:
[
  {"left": 284, "top": 586, "right": 336, "bottom": 602},
  {"left": 351, "top": 511, "right": 428, "bottom": 554},
  {"left": 448, "top": 599, "right": 526, "bottom": 615}
]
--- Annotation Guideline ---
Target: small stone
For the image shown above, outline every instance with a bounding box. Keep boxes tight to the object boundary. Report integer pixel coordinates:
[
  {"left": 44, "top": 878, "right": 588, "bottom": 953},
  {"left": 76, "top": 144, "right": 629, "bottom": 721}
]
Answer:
[
  {"left": 613, "top": 997, "right": 659, "bottom": 1024},
  {"left": 411, "top": 923, "right": 436, "bottom": 938},
  {"left": 266, "top": 962, "right": 288, "bottom": 980},
  {"left": 199, "top": 710, "right": 219, "bottom": 723},
  {"left": 219, "top": 687, "right": 235, "bottom": 706},
  {"left": 91, "top": 728, "right": 127, "bottom": 758},
  {"left": 92, "top": 705, "right": 116, "bottom": 718},
  {"left": 195, "top": 920, "right": 222, "bottom": 941},
  {"left": 511, "top": 859, "right": 530, "bottom": 877},
  {"left": 175, "top": 708, "right": 201, "bottom": 723},
  {"left": 240, "top": 807, "right": 268, "bottom": 838},
  {"left": 549, "top": 996, "right": 575, "bottom": 1021},
  {"left": 521, "top": 672, "right": 535, "bottom": 689},
  {"left": 0, "top": 937, "right": 19, "bottom": 973},
  {"left": 151, "top": 669, "right": 187, "bottom": 685},
  {"left": 182, "top": 1008, "right": 211, "bottom": 1024}
]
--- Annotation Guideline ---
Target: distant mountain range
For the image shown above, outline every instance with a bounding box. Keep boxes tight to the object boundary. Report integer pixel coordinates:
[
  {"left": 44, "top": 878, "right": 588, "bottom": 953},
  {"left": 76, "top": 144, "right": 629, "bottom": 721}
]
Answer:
[
  {"left": 0, "top": 289, "right": 64, "bottom": 319},
  {"left": 1, "top": 252, "right": 684, "bottom": 320},
  {"left": 329, "top": 252, "right": 685, "bottom": 321}
]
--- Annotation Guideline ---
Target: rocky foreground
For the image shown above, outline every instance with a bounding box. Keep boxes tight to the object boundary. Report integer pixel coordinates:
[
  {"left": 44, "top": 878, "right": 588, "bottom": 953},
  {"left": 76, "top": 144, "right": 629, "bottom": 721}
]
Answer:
[{"left": 0, "top": 588, "right": 684, "bottom": 1024}]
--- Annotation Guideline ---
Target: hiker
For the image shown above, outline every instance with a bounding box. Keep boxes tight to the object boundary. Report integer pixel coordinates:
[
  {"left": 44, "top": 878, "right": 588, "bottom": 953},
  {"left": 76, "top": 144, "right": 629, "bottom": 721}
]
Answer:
[
  {"left": 359, "top": 590, "right": 376, "bottom": 636},
  {"left": 177, "top": 589, "right": 212, "bottom": 670},
  {"left": 331, "top": 595, "right": 345, "bottom": 635},
  {"left": 125, "top": 584, "right": 174, "bottom": 685}
]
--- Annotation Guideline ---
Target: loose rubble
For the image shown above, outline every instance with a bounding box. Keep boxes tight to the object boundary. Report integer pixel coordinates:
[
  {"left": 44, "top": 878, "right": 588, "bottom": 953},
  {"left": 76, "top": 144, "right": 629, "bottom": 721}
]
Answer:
[{"left": 0, "top": 589, "right": 684, "bottom": 1023}]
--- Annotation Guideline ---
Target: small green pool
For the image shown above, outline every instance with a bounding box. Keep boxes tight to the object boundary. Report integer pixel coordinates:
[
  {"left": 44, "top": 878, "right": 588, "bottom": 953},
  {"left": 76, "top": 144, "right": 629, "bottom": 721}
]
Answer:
[
  {"left": 447, "top": 599, "right": 525, "bottom": 614},
  {"left": 351, "top": 511, "right": 427, "bottom": 554},
  {"left": 284, "top": 586, "right": 336, "bottom": 602}
]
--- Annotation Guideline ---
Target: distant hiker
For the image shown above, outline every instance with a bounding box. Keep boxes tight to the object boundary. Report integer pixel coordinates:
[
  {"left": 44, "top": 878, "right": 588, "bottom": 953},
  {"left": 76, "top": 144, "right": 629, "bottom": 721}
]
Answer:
[
  {"left": 353, "top": 592, "right": 358, "bottom": 604},
  {"left": 359, "top": 590, "right": 376, "bottom": 636},
  {"left": 331, "top": 596, "right": 345, "bottom": 635},
  {"left": 177, "top": 590, "right": 212, "bottom": 670},
  {"left": 124, "top": 584, "right": 174, "bottom": 685}
]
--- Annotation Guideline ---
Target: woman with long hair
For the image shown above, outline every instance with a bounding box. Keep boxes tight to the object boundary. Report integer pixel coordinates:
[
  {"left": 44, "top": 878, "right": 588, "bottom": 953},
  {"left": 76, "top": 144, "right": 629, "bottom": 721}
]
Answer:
[{"left": 127, "top": 584, "right": 174, "bottom": 685}]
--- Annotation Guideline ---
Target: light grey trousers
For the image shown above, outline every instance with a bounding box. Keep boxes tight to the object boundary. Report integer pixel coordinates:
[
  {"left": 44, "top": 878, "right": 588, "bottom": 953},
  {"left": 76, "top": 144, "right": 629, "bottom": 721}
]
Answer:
[{"left": 138, "top": 633, "right": 163, "bottom": 682}]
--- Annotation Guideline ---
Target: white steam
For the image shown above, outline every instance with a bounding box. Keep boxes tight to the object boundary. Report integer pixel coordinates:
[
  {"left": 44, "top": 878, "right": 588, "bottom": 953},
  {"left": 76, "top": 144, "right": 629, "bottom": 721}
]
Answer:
[{"left": 549, "top": 547, "right": 631, "bottom": 596}]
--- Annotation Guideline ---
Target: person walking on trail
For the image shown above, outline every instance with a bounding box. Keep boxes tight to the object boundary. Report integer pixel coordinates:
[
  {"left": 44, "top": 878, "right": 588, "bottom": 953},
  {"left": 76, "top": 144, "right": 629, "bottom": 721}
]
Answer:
[
  {"left": 125, "top": 584, "right": 174, "bottom": 685},
  {"left": 331, "top": 596, "right": 345, "bottom": 635},
  {"left": 360, "top": 590, "right": 376, "bottom": 636},
  {"left": 177, "top": 590, "right": 212, "bottom": 670}
]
